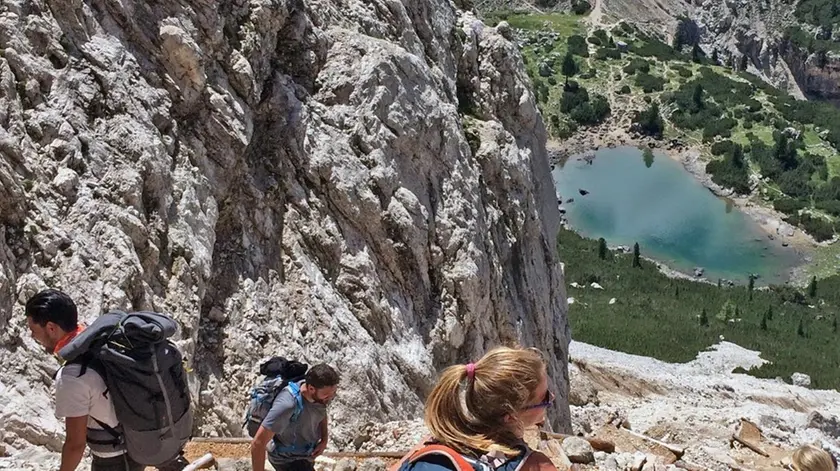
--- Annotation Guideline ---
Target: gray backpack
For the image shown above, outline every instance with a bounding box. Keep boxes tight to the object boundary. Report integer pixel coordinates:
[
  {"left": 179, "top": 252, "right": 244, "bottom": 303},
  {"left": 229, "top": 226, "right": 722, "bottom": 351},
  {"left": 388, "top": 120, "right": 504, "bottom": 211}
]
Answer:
[{"left": 57, "top": 311, "right": 193, "bottom": 466}]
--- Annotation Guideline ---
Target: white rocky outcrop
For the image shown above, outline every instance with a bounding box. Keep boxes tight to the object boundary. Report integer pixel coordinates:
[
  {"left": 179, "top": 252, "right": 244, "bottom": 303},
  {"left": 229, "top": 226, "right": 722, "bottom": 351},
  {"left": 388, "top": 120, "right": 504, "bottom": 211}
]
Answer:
[
  {"left": 569, "top": 341, "right": 840, "bottom": 467},
  {"left": 0, "top": 0, "right": 570, "bottom": 466}
]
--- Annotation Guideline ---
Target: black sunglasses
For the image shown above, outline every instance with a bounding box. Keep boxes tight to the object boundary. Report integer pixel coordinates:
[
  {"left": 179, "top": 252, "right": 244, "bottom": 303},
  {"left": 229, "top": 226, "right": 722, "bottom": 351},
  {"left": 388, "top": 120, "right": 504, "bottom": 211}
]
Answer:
[{"left": 523, "top": 390, "right": 555, "bottom": 410}]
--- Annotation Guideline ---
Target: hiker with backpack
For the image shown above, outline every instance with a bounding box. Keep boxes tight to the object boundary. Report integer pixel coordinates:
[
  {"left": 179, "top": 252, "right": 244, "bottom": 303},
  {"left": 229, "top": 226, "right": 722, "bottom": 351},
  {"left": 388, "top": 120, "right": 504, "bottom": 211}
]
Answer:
[
  {"left": 392, "top": 346, "right": 559, "bottom": 471},
  {"left": 25, "top": 289, "right": 193, "bottom": 471},
  {"left": 249, "top": 362, "right": 340, "bottom": 471}
]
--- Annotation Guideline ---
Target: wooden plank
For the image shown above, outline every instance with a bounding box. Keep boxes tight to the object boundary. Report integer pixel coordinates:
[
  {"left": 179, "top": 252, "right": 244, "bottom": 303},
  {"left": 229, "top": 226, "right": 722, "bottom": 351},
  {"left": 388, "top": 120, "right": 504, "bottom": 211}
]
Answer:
[
  {"left": 621, "top": 427, "right": 686, "bottom": 459},
  {"left": 541, "top": 431, "right": 616, "bottom": 453},
  {"left": 188, "top": 438, "right": 407, "bottom": 459},
  {"left": 731, "top": 433, "right": 770, "bottom": 458},
  {"left": 674, "top": 460, "right": 708, "bottom": 471},
  {"left": 191, "top": 437, "right": 252, "bottom": 443}
]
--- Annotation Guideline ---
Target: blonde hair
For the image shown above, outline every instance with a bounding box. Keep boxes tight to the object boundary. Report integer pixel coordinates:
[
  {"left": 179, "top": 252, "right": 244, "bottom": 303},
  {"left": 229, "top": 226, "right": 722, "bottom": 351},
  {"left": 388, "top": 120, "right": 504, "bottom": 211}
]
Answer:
[
  {"left": 792, "top": 445, "right": 836, "bottom": 471},
  {"left": 424, "top": 346, "right": 546, "bottom": 457}
]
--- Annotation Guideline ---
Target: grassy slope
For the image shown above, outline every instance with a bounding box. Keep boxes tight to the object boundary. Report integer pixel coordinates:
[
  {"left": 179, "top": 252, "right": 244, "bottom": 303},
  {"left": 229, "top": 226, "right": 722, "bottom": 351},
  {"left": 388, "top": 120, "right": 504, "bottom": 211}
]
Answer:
[{"left": 559, "top": 228, "right": 840, "bottom": 389}]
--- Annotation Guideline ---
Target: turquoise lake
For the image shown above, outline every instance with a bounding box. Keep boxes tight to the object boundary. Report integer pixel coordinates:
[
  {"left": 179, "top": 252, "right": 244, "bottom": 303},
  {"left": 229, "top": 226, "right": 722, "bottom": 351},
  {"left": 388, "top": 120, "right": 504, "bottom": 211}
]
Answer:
[{"left": 552, "top": 146, "right": 801, "bottom": 284}]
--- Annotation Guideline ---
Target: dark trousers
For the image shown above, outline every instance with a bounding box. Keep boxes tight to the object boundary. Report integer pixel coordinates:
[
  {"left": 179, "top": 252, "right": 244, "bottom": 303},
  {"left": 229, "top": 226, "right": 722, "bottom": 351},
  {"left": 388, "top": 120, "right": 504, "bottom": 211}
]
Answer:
[
  {"left": 91, "top": 454, "right": 143, "bottom": 471},
  {"left": 91, "top": 452, "right": 190, "bottom": 471},
  {"left": 270, "top": 459, "right": 316, "bottom": 471}
]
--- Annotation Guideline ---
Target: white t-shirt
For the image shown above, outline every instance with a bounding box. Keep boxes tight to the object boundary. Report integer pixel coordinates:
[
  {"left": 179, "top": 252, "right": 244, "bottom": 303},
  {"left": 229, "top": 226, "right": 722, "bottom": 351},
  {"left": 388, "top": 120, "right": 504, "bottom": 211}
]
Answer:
[{"left": 54, "top": 363, "right": 124, "bottom": 458}]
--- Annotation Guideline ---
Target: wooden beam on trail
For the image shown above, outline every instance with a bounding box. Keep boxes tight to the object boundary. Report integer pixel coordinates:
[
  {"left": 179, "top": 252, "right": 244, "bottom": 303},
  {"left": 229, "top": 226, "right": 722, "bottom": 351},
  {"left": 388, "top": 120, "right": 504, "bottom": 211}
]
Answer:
[
  {"left": 191, "top": 437, "right": 251, "bottom": 443},
  {"left": 674, "top": 460, "right": 708, "bottom": 471},
  {"left": 620, "top": 427, "right": 686, "bottom": 458},
  {"left": 730, "top": 433, "right": 770, "bottom": 457},
  {"left": 540, "top": 431, "right": 616, "bottom": 453},
  {"left": 189, "top": 438, "right": 407, "bottom": 458}
]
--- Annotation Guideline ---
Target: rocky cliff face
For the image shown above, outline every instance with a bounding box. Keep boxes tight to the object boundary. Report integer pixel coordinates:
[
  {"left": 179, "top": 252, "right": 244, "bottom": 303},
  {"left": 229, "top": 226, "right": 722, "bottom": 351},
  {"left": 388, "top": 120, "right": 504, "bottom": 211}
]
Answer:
[
  {"left": 0, "top": 0, "right": 570, "bottom": 462},
  {"left": 596, "top": 0, "right": 802, "bottom": 96},
  {"left": 781, "top": 45, "right": 840, "bottom": 101}
]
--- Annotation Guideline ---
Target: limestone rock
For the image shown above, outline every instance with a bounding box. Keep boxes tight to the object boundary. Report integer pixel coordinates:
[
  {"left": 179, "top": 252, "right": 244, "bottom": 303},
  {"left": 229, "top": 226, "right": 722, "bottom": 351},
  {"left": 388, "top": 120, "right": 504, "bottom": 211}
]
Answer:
[
  {"left": 791, "top": 372, "right": 811, "bottom": 388},
  {"left": 807, "top": 411, "right": 840, "bottom": 439},
  {"left": 496, "top": 21, "right": 514, "bottom": 41},
  {"left": 568, "top": 363, "right": 600, "bottom": 406},
  {"left": 630, "top": 452, "right": 647, "bottom": 471},
  {"left": 52, "top": 168, "right": 79, "bottom": 199},
  {"left": 357, "top": 458, "right": 387, "bottom": 471},
  {"left": 215, "top": 458, "right": 251, "bottom": 471},
  {"left": 562, "top": 436, "right": 595, "bottom": 464},
  {"left": 334, "top": 458, "right": 358, "bottom": 471}
]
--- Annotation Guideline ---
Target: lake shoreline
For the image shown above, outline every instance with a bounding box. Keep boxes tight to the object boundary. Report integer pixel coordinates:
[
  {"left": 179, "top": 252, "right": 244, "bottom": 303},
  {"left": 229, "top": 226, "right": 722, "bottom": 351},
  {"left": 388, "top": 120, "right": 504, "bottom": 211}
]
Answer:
[{"left": 549, "top": 131, "right": 813, "bottom": 285}]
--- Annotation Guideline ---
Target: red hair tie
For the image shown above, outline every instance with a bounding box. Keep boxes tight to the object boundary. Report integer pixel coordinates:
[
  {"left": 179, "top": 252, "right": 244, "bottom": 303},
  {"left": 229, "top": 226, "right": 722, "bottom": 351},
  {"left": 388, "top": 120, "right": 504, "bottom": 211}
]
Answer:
[{"left": 465, "top": 363, "right": 476, "bottom": 380}]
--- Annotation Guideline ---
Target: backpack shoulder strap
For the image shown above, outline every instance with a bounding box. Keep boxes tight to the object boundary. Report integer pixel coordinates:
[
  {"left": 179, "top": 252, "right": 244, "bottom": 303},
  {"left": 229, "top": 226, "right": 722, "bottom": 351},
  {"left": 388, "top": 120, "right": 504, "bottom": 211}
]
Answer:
[
  {"left": 286, "top": 382, "right": 305, "bottom": 422},
  {"left": 408, "top": 444, "right": 476, "bottom": 471},
  {"left": 88, "top": 416, "right": 123, "bottom": 445}
]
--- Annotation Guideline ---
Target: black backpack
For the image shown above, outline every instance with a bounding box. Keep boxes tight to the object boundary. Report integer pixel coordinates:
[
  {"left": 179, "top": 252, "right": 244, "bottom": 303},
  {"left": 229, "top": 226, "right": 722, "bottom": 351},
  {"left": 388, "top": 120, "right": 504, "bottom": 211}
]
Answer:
[
  {"left": 243, "top": 356, "right": 308, "bottom": 437},
  {"left": 57, "top": 311, "right": 193, "bottom": 466}
]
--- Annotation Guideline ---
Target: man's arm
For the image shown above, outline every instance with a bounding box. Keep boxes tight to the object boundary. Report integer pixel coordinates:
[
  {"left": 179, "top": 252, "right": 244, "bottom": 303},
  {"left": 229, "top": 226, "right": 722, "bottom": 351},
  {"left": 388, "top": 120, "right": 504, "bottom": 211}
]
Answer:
[
  {"left": 251, "top": 425, "right": 274, "bottom": 471},
  {"left": 58, "top": 416, "right": 88, "bottom": 471},
  {"left": 313, "top": 418, "right": 329, "bottom": 457},
  {"left": 253, "top": 391, "right": 295, "bottom": 471}
]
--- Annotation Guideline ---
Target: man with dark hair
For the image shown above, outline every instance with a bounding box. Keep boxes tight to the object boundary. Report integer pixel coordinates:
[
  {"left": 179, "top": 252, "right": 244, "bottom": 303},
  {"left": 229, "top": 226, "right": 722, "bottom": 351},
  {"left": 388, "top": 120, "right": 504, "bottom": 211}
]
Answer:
[
  {"left": 25, "top": 289, "right": 135, "bottom": 471},
  {"left": 25, "top": 289, "right": 188, "bottom": 471},
  {"left": 251, "top": 363, "right": 340, "bottom": 471},
  {"left": 26, "top": 289, "right": 81, "bottom": 353}
]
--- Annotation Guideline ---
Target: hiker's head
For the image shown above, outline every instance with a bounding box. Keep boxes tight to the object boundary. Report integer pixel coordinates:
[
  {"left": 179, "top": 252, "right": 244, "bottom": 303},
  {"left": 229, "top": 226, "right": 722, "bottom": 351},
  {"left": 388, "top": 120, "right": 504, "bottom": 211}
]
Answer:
[
  {"left": 24, "top": 289, "right": 78, "bottom": 353},
  {"left": 424, "top": 346, "right": 551, "bottom": 456},
  {"left": 303, "top": 363, "right": 340, "bottom": 405},
  {"left": 791, "top": 445, "right": 836, "bottom": 471}
]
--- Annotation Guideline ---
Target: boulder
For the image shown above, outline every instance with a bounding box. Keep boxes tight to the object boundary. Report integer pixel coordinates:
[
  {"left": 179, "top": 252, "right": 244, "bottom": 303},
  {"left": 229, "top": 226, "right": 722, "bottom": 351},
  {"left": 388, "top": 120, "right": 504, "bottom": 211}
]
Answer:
[
  {"left": 52, "top": 168, "right": 79, "bottom": 198},
  {"left": 357, "top": 459, "right": 387, "bottom": 471},
  {"left": 806, "top": 411, "right": 840, "bottom": 438},
  {"left": 568, "top": 363, "right": 600, "bottom": 406},
  {"left": 334, "top": 458, "right": 358, "bottom": 471},
  {"left": 562, "top": 436, "right": 595, "bottom": 464},
  {"left": 630, "top": 452, "right": 647, "bottom": 471},
  {"left": 791, "top": 372, "right": 811, "bottom": 388},
  {"left": 496, "top": 21, "right": 514, "bottom": 40},
  {"left": 539, "top": 62, "right": 554, "bottom": 77}
]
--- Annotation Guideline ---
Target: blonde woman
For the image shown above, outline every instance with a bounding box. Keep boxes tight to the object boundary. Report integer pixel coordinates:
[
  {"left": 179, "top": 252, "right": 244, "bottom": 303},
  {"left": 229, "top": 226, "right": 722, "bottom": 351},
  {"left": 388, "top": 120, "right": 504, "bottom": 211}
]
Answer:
[
  {"left": 392, "top": 346, "right": 558, "bottom": 471},
  {"left": 789, "top": 445, "right": 837, "bottom": 471}
]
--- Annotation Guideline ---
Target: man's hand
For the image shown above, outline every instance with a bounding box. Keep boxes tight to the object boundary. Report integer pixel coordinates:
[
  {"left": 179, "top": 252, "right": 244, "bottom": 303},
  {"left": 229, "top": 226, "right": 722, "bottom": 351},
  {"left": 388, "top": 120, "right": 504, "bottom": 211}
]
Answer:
[
  {"left": 312, "top": 418, "right": 328, "bottom": 457},
  {"left": 313, "top": 440, "right": 327, "bottom": 457},
  {"left": 58, "top": 416, "right": 88, "bottom": 471}
]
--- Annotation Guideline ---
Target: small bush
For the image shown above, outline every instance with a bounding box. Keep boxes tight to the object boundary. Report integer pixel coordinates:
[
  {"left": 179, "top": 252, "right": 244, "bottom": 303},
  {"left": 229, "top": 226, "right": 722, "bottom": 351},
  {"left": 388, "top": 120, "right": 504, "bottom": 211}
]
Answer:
[
  {"left": 635, "top": 73, "right": 666, "bottom": 92},
  {"left": 572, "top": 0, "right": 592, "bottom": 15},
  {"left": 711, "top": 140, "right": 735, "bottom": 156},
  {"left": 593, "top": 29, "right": 609, "bottom": 43},
  {"left": 595, "top": 48, "right": 622, "bottom": 60},
  {"left": 702, "top": 117, "right": 737, "bottom": 140},
  {"left": 632, "top": 39, "right": 683, "bottom": 61},
  {"left": 623, "top": 58, "right": 651, "bottom": 75},
  {"left": 774, "top": 197, "right": 807, "bottom": 214},
  {"left": 568, "top": 35, "right": 590, "bottom": 57}
]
